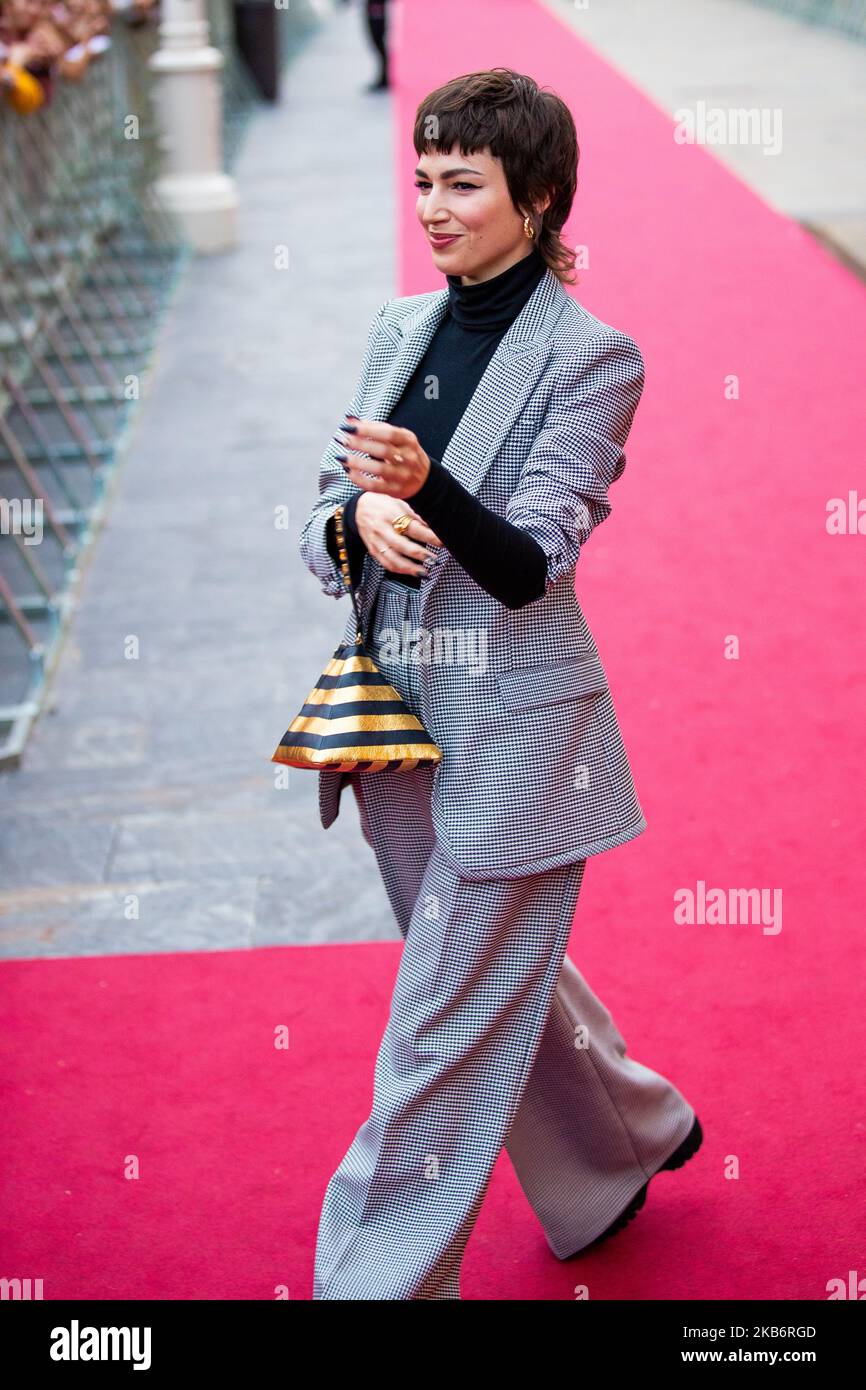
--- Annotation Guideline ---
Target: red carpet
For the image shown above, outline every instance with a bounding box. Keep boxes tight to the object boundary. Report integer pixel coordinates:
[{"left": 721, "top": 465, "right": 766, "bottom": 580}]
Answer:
[{"left": 3, "top": 0, "right": 864, "bottom": 1299}]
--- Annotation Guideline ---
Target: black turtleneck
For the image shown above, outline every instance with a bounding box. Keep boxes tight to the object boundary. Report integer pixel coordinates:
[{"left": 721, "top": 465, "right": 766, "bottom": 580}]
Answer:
[{"left": 326, "top": 245, "right": 549, "bottom": 610}]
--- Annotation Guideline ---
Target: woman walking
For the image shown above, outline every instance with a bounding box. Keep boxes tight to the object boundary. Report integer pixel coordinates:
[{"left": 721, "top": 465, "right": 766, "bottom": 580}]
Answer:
[{"left": 300, "top": 68, "right": 701, "bottom": 1300}]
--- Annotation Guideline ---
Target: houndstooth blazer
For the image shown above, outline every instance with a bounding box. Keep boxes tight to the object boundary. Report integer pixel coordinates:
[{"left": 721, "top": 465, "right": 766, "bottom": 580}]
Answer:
[{"left": 298, "top": 265, "right": 648, "bottom": 881}]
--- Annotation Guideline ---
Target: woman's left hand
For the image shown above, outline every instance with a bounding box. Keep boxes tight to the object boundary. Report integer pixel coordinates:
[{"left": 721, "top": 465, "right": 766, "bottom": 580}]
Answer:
[{"left": 335, "top": 419, "right": 431, "bottom": 499}]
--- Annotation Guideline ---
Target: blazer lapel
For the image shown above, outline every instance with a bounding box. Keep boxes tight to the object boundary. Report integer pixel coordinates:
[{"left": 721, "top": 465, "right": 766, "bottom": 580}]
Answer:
[
  {"left": 353, "top": 267, "right": 570, "bottom": 633},
  {"left": 368, "top": 267, "right": 568, "bottom": 492},
  {"left": 437, "top": 267, "right": 568, "bottom": 495}
]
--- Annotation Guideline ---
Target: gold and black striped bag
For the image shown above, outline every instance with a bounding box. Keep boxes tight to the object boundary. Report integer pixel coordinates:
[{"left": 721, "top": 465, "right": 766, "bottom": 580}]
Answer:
[{"left": 271, "top": 503, "right": 442, "bottom": 773}]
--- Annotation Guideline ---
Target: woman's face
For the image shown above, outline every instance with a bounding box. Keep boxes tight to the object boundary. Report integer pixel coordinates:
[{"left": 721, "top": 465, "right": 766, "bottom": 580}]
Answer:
[{"left": 415, "top": 144, "right": 545, "bottom": 285}]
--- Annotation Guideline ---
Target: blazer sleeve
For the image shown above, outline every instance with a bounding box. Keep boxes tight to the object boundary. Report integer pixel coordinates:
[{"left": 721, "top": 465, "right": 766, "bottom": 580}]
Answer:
[
  {"left": 298, "top": 299, "right": 394, "bottom": 598},
  {"left": 504, "top": 329, "right": 645, "bottom": 596}
]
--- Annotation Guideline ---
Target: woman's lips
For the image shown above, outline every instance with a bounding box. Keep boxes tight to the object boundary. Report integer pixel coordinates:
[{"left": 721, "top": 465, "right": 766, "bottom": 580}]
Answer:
[{"left": 429, "top": 233, "right": 460, "bottom": 247}]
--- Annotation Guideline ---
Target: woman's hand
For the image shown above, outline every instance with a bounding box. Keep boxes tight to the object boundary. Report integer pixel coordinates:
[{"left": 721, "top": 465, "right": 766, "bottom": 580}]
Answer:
[
  {"left": 354, "top": 493, "right": 443, "bottom": 578},
  {"left": 336, "top": 418, "right": 431, "bottom": 499}
]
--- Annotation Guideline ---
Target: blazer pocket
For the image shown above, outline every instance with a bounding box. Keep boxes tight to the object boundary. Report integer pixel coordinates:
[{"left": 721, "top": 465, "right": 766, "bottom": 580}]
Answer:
[{"left": 495, "top": 655, "right": 609, "bottom": 711}]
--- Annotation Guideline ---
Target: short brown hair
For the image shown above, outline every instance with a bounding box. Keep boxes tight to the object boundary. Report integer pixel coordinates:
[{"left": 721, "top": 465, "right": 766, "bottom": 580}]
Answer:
[{"left": 413, "top": 68, "right": 579, "bottom": 285}]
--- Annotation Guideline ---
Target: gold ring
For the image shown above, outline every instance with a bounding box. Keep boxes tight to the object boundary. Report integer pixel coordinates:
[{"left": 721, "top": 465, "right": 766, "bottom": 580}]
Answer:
[{"left": 391, "top": 514, "right": 412, "bottom": 535}]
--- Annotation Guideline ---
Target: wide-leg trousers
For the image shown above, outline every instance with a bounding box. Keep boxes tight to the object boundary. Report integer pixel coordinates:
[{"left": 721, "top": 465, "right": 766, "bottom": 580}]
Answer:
[{"left": 311, "top": 580, "right": 695, "bottom": 1300}]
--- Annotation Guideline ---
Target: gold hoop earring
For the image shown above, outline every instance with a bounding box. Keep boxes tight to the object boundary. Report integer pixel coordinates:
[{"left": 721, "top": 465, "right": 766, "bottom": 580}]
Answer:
[{"left": 523, "top": 214, "right": 535, "bottom": 240}]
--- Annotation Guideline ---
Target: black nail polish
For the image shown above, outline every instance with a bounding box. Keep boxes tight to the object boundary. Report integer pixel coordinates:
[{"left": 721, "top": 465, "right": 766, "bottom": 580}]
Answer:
[
  {"left": 335, "top": 452, "right": 348, "bottom": 462},
  {"left": 340, "top": 422, "right": 358, "bottom": 433}
]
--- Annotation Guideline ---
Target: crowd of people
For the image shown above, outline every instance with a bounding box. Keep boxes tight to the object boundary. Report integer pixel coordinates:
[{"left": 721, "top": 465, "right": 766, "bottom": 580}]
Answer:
[
  {"left": 0, "top": 0, "right": 157, "bottom": 112},
  {"left": 2, "top": 0, "right": 394, "bottom": 115}
]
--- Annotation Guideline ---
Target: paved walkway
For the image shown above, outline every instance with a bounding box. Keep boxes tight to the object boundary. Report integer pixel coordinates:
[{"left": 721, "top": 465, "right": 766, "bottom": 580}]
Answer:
[{"left": 0, "top": 4, "right": 398, "bottom": 956}]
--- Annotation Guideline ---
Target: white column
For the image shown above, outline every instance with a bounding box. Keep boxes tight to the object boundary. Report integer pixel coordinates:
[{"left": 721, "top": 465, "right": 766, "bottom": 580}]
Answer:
[{"left": 148, "top": 0, "right": 239, "bottom": 252}]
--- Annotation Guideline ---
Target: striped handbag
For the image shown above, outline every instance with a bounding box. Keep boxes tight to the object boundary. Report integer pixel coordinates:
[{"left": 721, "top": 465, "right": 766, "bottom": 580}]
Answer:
[{"left": 271, "top": 503, "right": 443, "bottom": 773}]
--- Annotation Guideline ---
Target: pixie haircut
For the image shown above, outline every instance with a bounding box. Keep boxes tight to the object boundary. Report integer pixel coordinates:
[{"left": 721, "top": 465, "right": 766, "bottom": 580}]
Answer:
[{"left": 413, "top": 67, "right": 580, "bottom": 285}]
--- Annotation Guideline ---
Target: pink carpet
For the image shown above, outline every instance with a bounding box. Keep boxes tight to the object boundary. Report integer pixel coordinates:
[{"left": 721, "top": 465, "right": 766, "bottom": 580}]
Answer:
[{"left": 3, "top": 0, "right": 864, "bottom": 1299}]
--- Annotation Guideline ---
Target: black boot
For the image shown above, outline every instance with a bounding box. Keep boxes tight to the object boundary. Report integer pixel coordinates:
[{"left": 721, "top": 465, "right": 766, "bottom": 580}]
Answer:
[{"left": 564, "top": 1114, "right": 704, "bottom": 1258}]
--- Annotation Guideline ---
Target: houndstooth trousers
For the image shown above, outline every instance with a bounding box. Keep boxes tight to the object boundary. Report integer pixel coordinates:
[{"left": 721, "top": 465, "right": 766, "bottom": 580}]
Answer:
[{"left": 311, "top": 580, "right": 695, "bottom": 1300}]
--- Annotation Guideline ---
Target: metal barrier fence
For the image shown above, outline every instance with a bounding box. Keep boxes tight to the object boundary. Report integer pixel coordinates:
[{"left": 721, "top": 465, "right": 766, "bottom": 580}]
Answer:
[
  {"left": 742, "top": 0, "right": 866, "bottom": 40},
  {"left": 0, "top": 1, "right": 318, "bottom": 768}
]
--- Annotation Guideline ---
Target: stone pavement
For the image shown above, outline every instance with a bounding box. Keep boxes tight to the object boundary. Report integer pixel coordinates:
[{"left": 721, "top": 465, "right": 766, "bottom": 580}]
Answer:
[{"left": 0, "top": 3, "right": 398, "bottom": 957}]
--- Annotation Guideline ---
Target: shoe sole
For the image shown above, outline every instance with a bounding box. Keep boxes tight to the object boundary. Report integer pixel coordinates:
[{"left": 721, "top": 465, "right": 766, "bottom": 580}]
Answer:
[
  {"left": 659, "top": 1113, "right": 703, "bottom": 1171},
  {"left": 566, "top": 1113, "right": 703, "bottom": 1257}
]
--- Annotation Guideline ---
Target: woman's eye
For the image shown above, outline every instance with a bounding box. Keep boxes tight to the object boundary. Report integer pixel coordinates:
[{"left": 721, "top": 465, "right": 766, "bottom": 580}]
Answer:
[{"left": 414, "top": 181, "right": 478, "bottom": 191}]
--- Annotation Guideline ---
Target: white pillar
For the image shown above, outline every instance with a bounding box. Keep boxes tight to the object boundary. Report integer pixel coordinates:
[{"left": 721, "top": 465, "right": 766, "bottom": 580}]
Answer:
[{"left": 148, "top": 0, "right": 239, "bottom": 252}]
